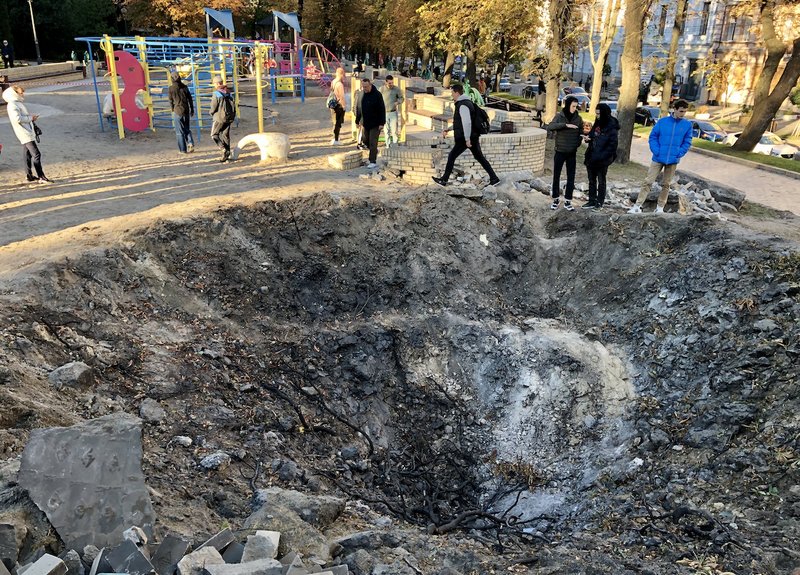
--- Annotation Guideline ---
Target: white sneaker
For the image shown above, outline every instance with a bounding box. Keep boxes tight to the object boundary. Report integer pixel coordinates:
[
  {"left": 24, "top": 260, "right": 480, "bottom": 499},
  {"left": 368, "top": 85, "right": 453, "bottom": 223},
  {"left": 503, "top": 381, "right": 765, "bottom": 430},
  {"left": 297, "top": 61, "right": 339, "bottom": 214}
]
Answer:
[
  {"left": 654, "top": 206, "right": 664, "bottom": 214},
  {"left": 331, "top": 139, "right": 341, "bottom": 146},
  {"left": 627, "top": 204, "right": 642, "bottom": 214},
  {"left": 366, "top": 162, "right": 378, "bottom": 169}
]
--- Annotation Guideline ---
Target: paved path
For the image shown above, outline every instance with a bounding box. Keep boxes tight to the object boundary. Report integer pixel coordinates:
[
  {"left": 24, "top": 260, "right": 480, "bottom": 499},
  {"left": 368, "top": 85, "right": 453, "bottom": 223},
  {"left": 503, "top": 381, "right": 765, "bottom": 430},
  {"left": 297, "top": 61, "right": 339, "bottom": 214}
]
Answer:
[{"left": 630, "top": 137, "right": 800, "bottom": 215}]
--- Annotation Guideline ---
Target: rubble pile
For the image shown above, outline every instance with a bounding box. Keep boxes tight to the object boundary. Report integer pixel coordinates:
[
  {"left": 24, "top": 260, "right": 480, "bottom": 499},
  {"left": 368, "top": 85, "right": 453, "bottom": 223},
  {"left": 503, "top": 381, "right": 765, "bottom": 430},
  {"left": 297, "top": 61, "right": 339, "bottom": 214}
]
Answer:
[{"left": 0, "top": 189, "right": 798, "bottom": 574}]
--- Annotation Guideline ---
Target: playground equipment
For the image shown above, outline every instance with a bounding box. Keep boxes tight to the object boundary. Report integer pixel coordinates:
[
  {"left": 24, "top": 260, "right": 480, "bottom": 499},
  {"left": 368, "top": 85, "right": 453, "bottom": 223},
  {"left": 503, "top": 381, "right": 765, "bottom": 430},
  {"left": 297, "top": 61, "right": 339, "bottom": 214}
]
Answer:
[{"left": 76, "top": 10, "right": 339, "bottom": 140}]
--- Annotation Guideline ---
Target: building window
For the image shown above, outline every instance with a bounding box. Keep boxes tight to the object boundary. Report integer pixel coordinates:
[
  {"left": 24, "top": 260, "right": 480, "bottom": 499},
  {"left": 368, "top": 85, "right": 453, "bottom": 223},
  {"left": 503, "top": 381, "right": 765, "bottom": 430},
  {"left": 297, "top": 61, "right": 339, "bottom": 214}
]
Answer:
[
  {"left": 658, "top": 4, "right": 668, "bottom": 35},
  {"left": 725, "top": 17, "right": 738, "bottom": 40},
  {"left": 700, "top": 1, "right": 711, "bottom": 35}
]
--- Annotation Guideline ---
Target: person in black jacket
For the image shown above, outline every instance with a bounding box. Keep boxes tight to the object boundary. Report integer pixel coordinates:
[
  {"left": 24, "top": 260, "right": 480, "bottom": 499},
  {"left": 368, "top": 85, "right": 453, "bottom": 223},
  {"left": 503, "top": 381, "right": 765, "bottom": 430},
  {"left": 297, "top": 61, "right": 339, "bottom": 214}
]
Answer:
[
  {"left": 168, "top": 72, "right": 195, "bottom": 153},
  {"left": 356, "top": 78, "right": 385, "bottom": 168},
  {"left": 582, "top": 102, "right": 619, "bottom": 210},
  {"left": 546, "top": 96, "right": 583, "bottom": 211},
  {"left": 432, "top": 84, "right": 499, "bottom": 187}
]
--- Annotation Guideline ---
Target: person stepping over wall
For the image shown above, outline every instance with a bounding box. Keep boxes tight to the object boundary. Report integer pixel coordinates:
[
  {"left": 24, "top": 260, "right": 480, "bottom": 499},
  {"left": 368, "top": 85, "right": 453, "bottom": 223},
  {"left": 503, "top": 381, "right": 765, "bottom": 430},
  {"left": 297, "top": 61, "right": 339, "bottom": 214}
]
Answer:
[{"left": 546, "top": 96, "right": 583, "bottom": 212}]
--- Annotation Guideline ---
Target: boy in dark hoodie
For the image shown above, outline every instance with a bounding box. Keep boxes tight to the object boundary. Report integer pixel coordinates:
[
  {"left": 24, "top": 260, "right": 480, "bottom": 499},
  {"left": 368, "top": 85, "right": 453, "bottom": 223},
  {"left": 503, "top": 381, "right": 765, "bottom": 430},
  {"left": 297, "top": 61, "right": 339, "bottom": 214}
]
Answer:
[
  {"left": 582, "top": 102, "right": 619, "bottom": 209},
  {"left": 209, "top": 75, "right": 235, "bottom": 162},
  {"left": 546, "top": 96, "right": 583, "bottom": 211},
  {"left": 168, "top": 71, "right": 195, "bottom": 154}
]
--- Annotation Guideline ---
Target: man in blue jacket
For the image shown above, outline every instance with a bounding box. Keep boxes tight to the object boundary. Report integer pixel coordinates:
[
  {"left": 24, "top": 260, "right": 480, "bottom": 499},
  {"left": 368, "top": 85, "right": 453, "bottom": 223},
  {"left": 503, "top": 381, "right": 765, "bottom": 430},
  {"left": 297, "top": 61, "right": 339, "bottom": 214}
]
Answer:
[{"left": 628, "top": 99, "right": 692, "bottom": 214}]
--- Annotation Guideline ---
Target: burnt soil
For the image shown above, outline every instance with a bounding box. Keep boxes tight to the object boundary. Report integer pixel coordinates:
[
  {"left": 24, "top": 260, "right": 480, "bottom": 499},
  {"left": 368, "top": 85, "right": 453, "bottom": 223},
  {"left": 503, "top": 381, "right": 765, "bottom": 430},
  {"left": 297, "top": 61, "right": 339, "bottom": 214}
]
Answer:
[{"left": 1, "top": 189, "right": 799, "bottom": 574}]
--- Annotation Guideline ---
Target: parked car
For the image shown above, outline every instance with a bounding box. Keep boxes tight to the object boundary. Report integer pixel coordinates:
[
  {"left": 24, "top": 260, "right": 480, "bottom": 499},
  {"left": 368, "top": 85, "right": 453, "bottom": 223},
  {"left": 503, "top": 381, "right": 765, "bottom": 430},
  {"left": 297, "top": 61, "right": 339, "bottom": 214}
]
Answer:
[
  {"left": 522, "top": 85, "right": 540, "bottom": 99},
  {"left": 691, "top": 120, "right": 727, "bottom": 142},
  {"left": 498, "top": 76, "right": 512, "bottom": 91},
  {"left": 599, "top": 100, "right": 618, "bottom": 118},
  {"left": 723, "top": 131, "right": 799, "bottom": 158},
  {"left": 557, "top": 88, "right": 590, "bottom": 110},
  {"left": 635, "top": 106, "right": 661, "bottom": 126}
]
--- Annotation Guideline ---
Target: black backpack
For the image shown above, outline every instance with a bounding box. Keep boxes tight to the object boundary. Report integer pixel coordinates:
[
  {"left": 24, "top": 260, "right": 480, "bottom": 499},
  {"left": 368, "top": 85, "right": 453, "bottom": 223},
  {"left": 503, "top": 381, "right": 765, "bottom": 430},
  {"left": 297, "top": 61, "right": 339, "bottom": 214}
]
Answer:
[
  {"left": 474, "top": 105, "right": 491, "bottom": 135},
  {"left": 221, "top": 93, "right": 235, "bottom": 122}
]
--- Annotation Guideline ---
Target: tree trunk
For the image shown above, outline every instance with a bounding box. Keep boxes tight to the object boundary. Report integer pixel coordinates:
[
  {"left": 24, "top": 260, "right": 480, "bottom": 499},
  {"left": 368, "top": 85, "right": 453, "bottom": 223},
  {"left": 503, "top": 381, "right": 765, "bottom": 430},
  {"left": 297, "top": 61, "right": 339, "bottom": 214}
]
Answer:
[
  {"left": 617, "top": 0, "right": 654, "bottom": 164},
  {"left": 733, "top": 2, "right": 800, "bottom": 152},
  {"left": 660, "top": 0, "right": 687, "bottom": 118},
  {"left": 588, "top": 0, "right": 621, "bottom": 114},
  {"left": 465, "top": 33, "right": 478, "bottom": 87},
  {"left": 545, "top": 0, "right": 571, "bottom": 122},
  {"left": 443, "top": 50, "right": 455, "bottom": 88},
  {"left": 421, "top": 45, "right": 431, "bottom": 75}
]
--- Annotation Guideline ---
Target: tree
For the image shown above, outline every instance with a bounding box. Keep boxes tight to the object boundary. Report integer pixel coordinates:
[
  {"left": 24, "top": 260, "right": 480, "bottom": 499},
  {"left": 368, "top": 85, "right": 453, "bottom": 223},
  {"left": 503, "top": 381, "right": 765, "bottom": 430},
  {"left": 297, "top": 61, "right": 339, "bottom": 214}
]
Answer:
[
  {"left": 732, "top": 0, "right": 800, "bottom": 152},
  {"left": 544, "top": 0, "right": 572, "bottom": 121},
  {"left": 586, "top": 0, "right": 622, "bottom": 114},
  {"left": 659, "top": 0, "right": 687, "bottom": 118},
  {"left": 616, "top": 0, "right": 655, "bottom": 163}
]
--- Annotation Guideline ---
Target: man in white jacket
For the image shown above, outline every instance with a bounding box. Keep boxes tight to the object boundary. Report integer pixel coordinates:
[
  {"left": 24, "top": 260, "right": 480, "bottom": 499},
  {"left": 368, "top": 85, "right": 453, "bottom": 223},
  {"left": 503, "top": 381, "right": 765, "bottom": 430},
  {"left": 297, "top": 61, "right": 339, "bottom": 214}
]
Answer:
[{"left": 2, "top": 85, "right": 52, "bottom": 183}]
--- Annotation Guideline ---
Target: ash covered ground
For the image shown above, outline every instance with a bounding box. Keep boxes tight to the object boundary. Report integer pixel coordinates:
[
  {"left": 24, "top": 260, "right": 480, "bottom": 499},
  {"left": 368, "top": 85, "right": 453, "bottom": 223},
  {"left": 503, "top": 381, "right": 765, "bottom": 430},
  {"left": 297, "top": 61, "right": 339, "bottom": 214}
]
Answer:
[{"left": 0, "top": 188, "right": 799, "bottom": 574}]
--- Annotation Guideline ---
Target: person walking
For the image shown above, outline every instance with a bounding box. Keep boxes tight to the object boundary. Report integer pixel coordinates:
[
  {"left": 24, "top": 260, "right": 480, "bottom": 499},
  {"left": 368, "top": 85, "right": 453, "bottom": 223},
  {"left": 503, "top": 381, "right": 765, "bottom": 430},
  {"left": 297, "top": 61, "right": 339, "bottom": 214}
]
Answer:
[
  {"left": 546, "top": 96, "right": 583, "bottom": 211},
  {"left": 380, "top": 75, "right": 404, "bottom": 147},
  {"left": 3, "top": 85, "right": 52, "bottom": 183},
  {"left": 582, "top": 102, "right": 619, "bottom": 210},
  {"left": 168, "top": 72, "right": 195, "bottom": 154},
  {"left": 628, "top": 99, "right": 692, "bottom": 214},
  {"left": 330, "top": 67, "right": 346, "bottom": 145},
  {"left": 1, "top": 40, "right": 13, "bottom": 69},
  {"left": 356, "top": 77, "right": 385, "bottom": 169},
  {"left": 432, "top": 83, "right": 500, "bottom": 188},
  {"left": 209, "top": 75, "right": 235, "bottom": 162}
]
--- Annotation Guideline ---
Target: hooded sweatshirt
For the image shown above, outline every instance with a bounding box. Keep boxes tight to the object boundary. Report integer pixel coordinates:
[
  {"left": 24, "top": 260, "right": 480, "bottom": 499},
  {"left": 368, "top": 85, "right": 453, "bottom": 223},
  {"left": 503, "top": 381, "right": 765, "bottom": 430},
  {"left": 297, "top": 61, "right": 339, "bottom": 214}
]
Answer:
[
  {"left": 547, "top": 96, "right": 583, "bottom": 153},
  {"left": 3, "top": 87, "right": 36, "bottom": 145},
  {"left": 584, "top": 103, "right": 619, "bottom": 167}
]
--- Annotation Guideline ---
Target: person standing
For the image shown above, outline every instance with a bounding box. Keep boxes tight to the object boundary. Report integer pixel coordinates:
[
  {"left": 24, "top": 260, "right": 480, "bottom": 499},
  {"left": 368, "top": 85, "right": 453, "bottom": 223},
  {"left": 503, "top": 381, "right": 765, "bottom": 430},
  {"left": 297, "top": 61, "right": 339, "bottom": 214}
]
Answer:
[
  {"left": 380, "top": 75, "right": 404, "bottom": 147},
  {"left": 582, "top": 102, "right": 619, "bottom": 210},
  {"left": 330, "top": 67, "right": 346, "bottom": 145},
  {"left": 356, "top": 78, "right": 385, "bottom": 169},
  {"left": 432, "top": 83, "right": 500, "bottom": 188},
  {"left": 628, "top": 99, "right": 692, "bottom": 214},
  {"left": 1, "top": 41, "right": 13, "bottom": 69},
  {"left": 209, "top": 75, "right": 235, "bottom": 162},
  {"left": 168, "top": 72, "right": 195, "bottom": 154},
  {"left": 2, "top": 85, "right": 52, "bottom": 183},
  {"left": 546, "top": 96, "right": 583, "bottom": 211}
]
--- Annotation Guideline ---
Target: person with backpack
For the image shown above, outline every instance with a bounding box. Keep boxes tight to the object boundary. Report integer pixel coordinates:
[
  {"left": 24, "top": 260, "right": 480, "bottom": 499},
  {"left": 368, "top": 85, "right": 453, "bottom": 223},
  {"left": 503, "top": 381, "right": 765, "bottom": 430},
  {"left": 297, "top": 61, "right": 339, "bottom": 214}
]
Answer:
[
  {"left": 210, "top": 75, "right": 235, "bottom": 162},
  {"left": 168, "top": 72, "right": 195, "bottom": 154},
  {"left": 432, "top": 83, "right": 499, "bottom": 188},
  {"left": 546, "top": 96, "right": 583, "bottom": 211},
  {"left": 582, "top": 102, "right": 619, "bottom": 210}
]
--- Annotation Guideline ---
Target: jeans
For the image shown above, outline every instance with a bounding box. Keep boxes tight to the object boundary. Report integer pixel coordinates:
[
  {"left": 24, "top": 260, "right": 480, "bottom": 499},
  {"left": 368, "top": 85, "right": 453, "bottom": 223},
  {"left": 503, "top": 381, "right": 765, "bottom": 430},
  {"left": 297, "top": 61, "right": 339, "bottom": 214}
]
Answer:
[
  {"left": 587, "top": 164, "right": 609, "bottom": 206},
  {"left": 332, "top": 105, "right": 345, "bottom": 140},
  {"left": 385, "top": 111, "right": 399, "bottom": 145},
  {"left": 441, "top": 136, "right": 498, "bottom": 182},
  {"left": 23, "top": 141, "right": 45, "bottom": 179},
  {"left": 173, "top": 113, "right": 194, "bottom": 153},
  {"left": 365, "top": 126, "right": 380, "bottom": 163},
  {"left": 636, "top": 161, "right": 678, "bottom": 208},
  {"left": 211, "top": 120, "right": 232, "bottom": 153},
  {"left": 552, "top": 150, "right": 576, "bottom": 200}
]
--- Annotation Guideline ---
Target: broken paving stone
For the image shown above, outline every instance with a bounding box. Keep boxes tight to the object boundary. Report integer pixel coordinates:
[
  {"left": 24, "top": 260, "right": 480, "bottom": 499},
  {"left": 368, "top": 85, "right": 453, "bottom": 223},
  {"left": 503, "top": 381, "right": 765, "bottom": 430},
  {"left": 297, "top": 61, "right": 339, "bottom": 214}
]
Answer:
[
  {"left": 123, "top": 526, "right": 149, "bottom": 546},
  {"left": 47, "top": 362, "right": 94, "bottom": 390},
  {"left": 241, "top": 531, "right": 279, "bottom": 561},
  {"left": 139, "top": 399, "right": 166, "bottom": 423},
  {"left": 87, "top": 548, "right": 111, "bottom": 575},
  {"left": 151, "top": 535, "right": 190, "bottom": 575},
  {"left": 197, "top": 529, "right": 236, "bottom": 553},
  {"left": 220, "top": 543, "right": 243, "bottom": 565},
  {"left": 177, "top": 547, "right": 225, "bottom": 575},
  {"left": 60, "top": 550, "right": 84, "bottom": 575},
  {"left": 199, "top": 452, "right": 231, "bottom": 470},
  {"left": 104, "top": 539, "right": 155, "bottom": 575},
  {"left": 18, "top": 414, "right": 155, "bottom": 550},
  {"left": 21, "top": 555, "right": 67, "bottom": 575},
  {"left": 0, "top": 524, "right": 16, "bottom": 569},
  {"left": 203, "top": 559, "right": 282, "bottom": 575}
]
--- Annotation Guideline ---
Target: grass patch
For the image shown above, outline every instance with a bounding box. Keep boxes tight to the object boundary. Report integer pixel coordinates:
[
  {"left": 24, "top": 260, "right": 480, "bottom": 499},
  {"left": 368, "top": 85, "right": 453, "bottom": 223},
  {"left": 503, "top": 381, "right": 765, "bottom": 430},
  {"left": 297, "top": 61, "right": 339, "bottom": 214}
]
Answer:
[{"left": 691, "top": 139, "right": 800, "bottom": 174}]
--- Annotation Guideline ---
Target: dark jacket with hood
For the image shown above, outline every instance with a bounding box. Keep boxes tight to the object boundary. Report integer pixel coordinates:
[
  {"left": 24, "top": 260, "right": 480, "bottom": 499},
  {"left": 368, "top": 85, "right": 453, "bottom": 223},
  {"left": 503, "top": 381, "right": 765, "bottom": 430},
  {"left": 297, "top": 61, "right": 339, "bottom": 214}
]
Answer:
[
  {"left": 358, "top": 86, "right": 386, "bottom": 130},
  {"left": 168, "top": 74, "right": 194, "bottom": 118},
  {"left": 584, "top": 103, "right": 619, "bottom": 167},
  {"left": 547, "top": 96, "right": 583, "bottom": 153}
]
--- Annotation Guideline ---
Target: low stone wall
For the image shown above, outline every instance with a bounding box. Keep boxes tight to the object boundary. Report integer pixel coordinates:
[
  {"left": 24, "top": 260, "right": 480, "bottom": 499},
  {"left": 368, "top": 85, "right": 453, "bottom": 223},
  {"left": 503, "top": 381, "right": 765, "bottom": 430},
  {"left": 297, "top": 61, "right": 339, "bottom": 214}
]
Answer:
[{"left": 386, "top": 127, "right": 547, "bottom": 186}]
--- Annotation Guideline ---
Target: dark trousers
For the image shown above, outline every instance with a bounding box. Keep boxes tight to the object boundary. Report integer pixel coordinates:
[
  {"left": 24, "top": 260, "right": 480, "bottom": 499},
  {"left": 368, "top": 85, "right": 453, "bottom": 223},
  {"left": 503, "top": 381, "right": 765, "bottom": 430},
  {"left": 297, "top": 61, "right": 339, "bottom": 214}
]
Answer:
[
  {"left": 365, "top": 126, "right": 380, "bottom": 163},
  {"left": 552, "top": 150, "right": 576, "bottom": 200},
  {"left": 211, "top": 120, "right": 232, "bottom": 153},
  {"left": 587, "top": 164, "right": 608, "bottom": 206},
  {"left": 23, "top": 141, "right": 45, "bottom": 179},
  {"left": 441, "top": 136, "right": 498, "bottom": 182},
  {"left": 173, "top": 113, "right": 194, "bottom": 153},
  {"left": 332, "top": 105, "right": 345, "bottom": 140},
  {"left": 2, "top": 56, "right": 13, "bottom": 68}
]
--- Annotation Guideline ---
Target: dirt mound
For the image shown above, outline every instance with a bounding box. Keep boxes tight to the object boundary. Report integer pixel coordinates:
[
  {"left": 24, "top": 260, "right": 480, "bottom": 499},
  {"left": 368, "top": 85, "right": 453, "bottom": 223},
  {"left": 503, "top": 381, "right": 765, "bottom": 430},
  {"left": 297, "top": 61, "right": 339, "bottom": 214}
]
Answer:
[{"left": 0, "top": 189, "right": 798, "bottom": 574}]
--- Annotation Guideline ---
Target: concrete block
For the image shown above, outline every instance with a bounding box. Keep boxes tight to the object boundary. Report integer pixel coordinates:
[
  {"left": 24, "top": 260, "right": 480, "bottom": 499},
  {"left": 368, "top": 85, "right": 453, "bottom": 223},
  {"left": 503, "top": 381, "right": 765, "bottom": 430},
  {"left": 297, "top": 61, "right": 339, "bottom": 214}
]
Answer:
[
  {"left": 220, "top": 543, "right": 243, "bottom": 565},
  {"left": 87, "top": 549, "right": 111, "bottom": 575},
  {"left": 325, "top": 567, "right": 348, "bottom": 575},
  {"left": 151, "top": 535, "right": 191, "bottom": 575},
  {"left": 0, "top": 561, "right": 10, "bottom": 575},
  {"left": 59, "top": 551, "right": 83, "bottom": 575},
  {"left": 105, "top": 540, "right": 155, "bottom": 575},
  {"left": 198, "top": 530, "right": 236, "bottom": 553},
  {"left": 177, "top": 548, "right": 225, "bottom": 575},
  {"left": 47, "top": 362, "right": 94, "bottom": 390},
  {"left": 241, "top": 532, "right": 279, "bottom": 562},
  {"left": 203, "top": 559, "right": 282, "bottom": 575},
  {"left": 232, "top": 133, "right": 290, "bottom": 162},
  {"left": 20, "top": 555, "right": 67, "bottom": 575},
  {"left": 0, "top": 525, "right": 16, "bottom": 570}
]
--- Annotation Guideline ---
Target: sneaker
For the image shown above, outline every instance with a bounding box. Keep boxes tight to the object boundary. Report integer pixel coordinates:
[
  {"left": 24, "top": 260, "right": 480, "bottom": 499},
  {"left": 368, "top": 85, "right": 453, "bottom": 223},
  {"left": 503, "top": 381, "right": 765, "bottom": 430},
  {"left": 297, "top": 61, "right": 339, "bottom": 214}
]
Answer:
[
  {"left": 550, "top": 198, "right": 560, "bottom": 210},
  {"left": 627, "top": 204, "right": 642, "bottom": 214},
  {"left": 331, "top": 139, "right": 341, "bottom": 146},
  {"left": 594, "top": 203, "right": 603, "bottom": 210},
  {"left": 187, "top": 143, "right": 194, "bottom": 153},
  {"left": 36, "top": 177, "right": 53, "bottom": 184},
  {"left": 431, "top": 176, "right": 447, "bottom": 187},
  {"left": 564, "top": 200, "right": 575, "bottom": 212},
  {"left": 582, "top": 202, "right": 597, "bottom": 210},
  {"left": 219, "top": 151, "right": 230, "bottom": 163},
  {"left": 366, "top": 162, "right": 378, "bottom": 169},
  {"left": 487, "top": 177, "right": 500, "bottom": 186},
  {"left": 654, "top": 206, "right": 664, "bottom": 214},
  {"left": 26, "top": 176, "right": 38, "bottom": 183}
]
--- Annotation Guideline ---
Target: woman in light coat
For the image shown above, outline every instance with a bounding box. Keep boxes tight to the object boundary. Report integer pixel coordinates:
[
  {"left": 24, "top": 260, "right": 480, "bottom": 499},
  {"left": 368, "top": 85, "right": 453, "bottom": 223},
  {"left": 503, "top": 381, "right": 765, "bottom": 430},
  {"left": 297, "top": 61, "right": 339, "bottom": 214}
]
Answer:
[{"left": 2, "top": 85, "right": 52, "bottom": 183}]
